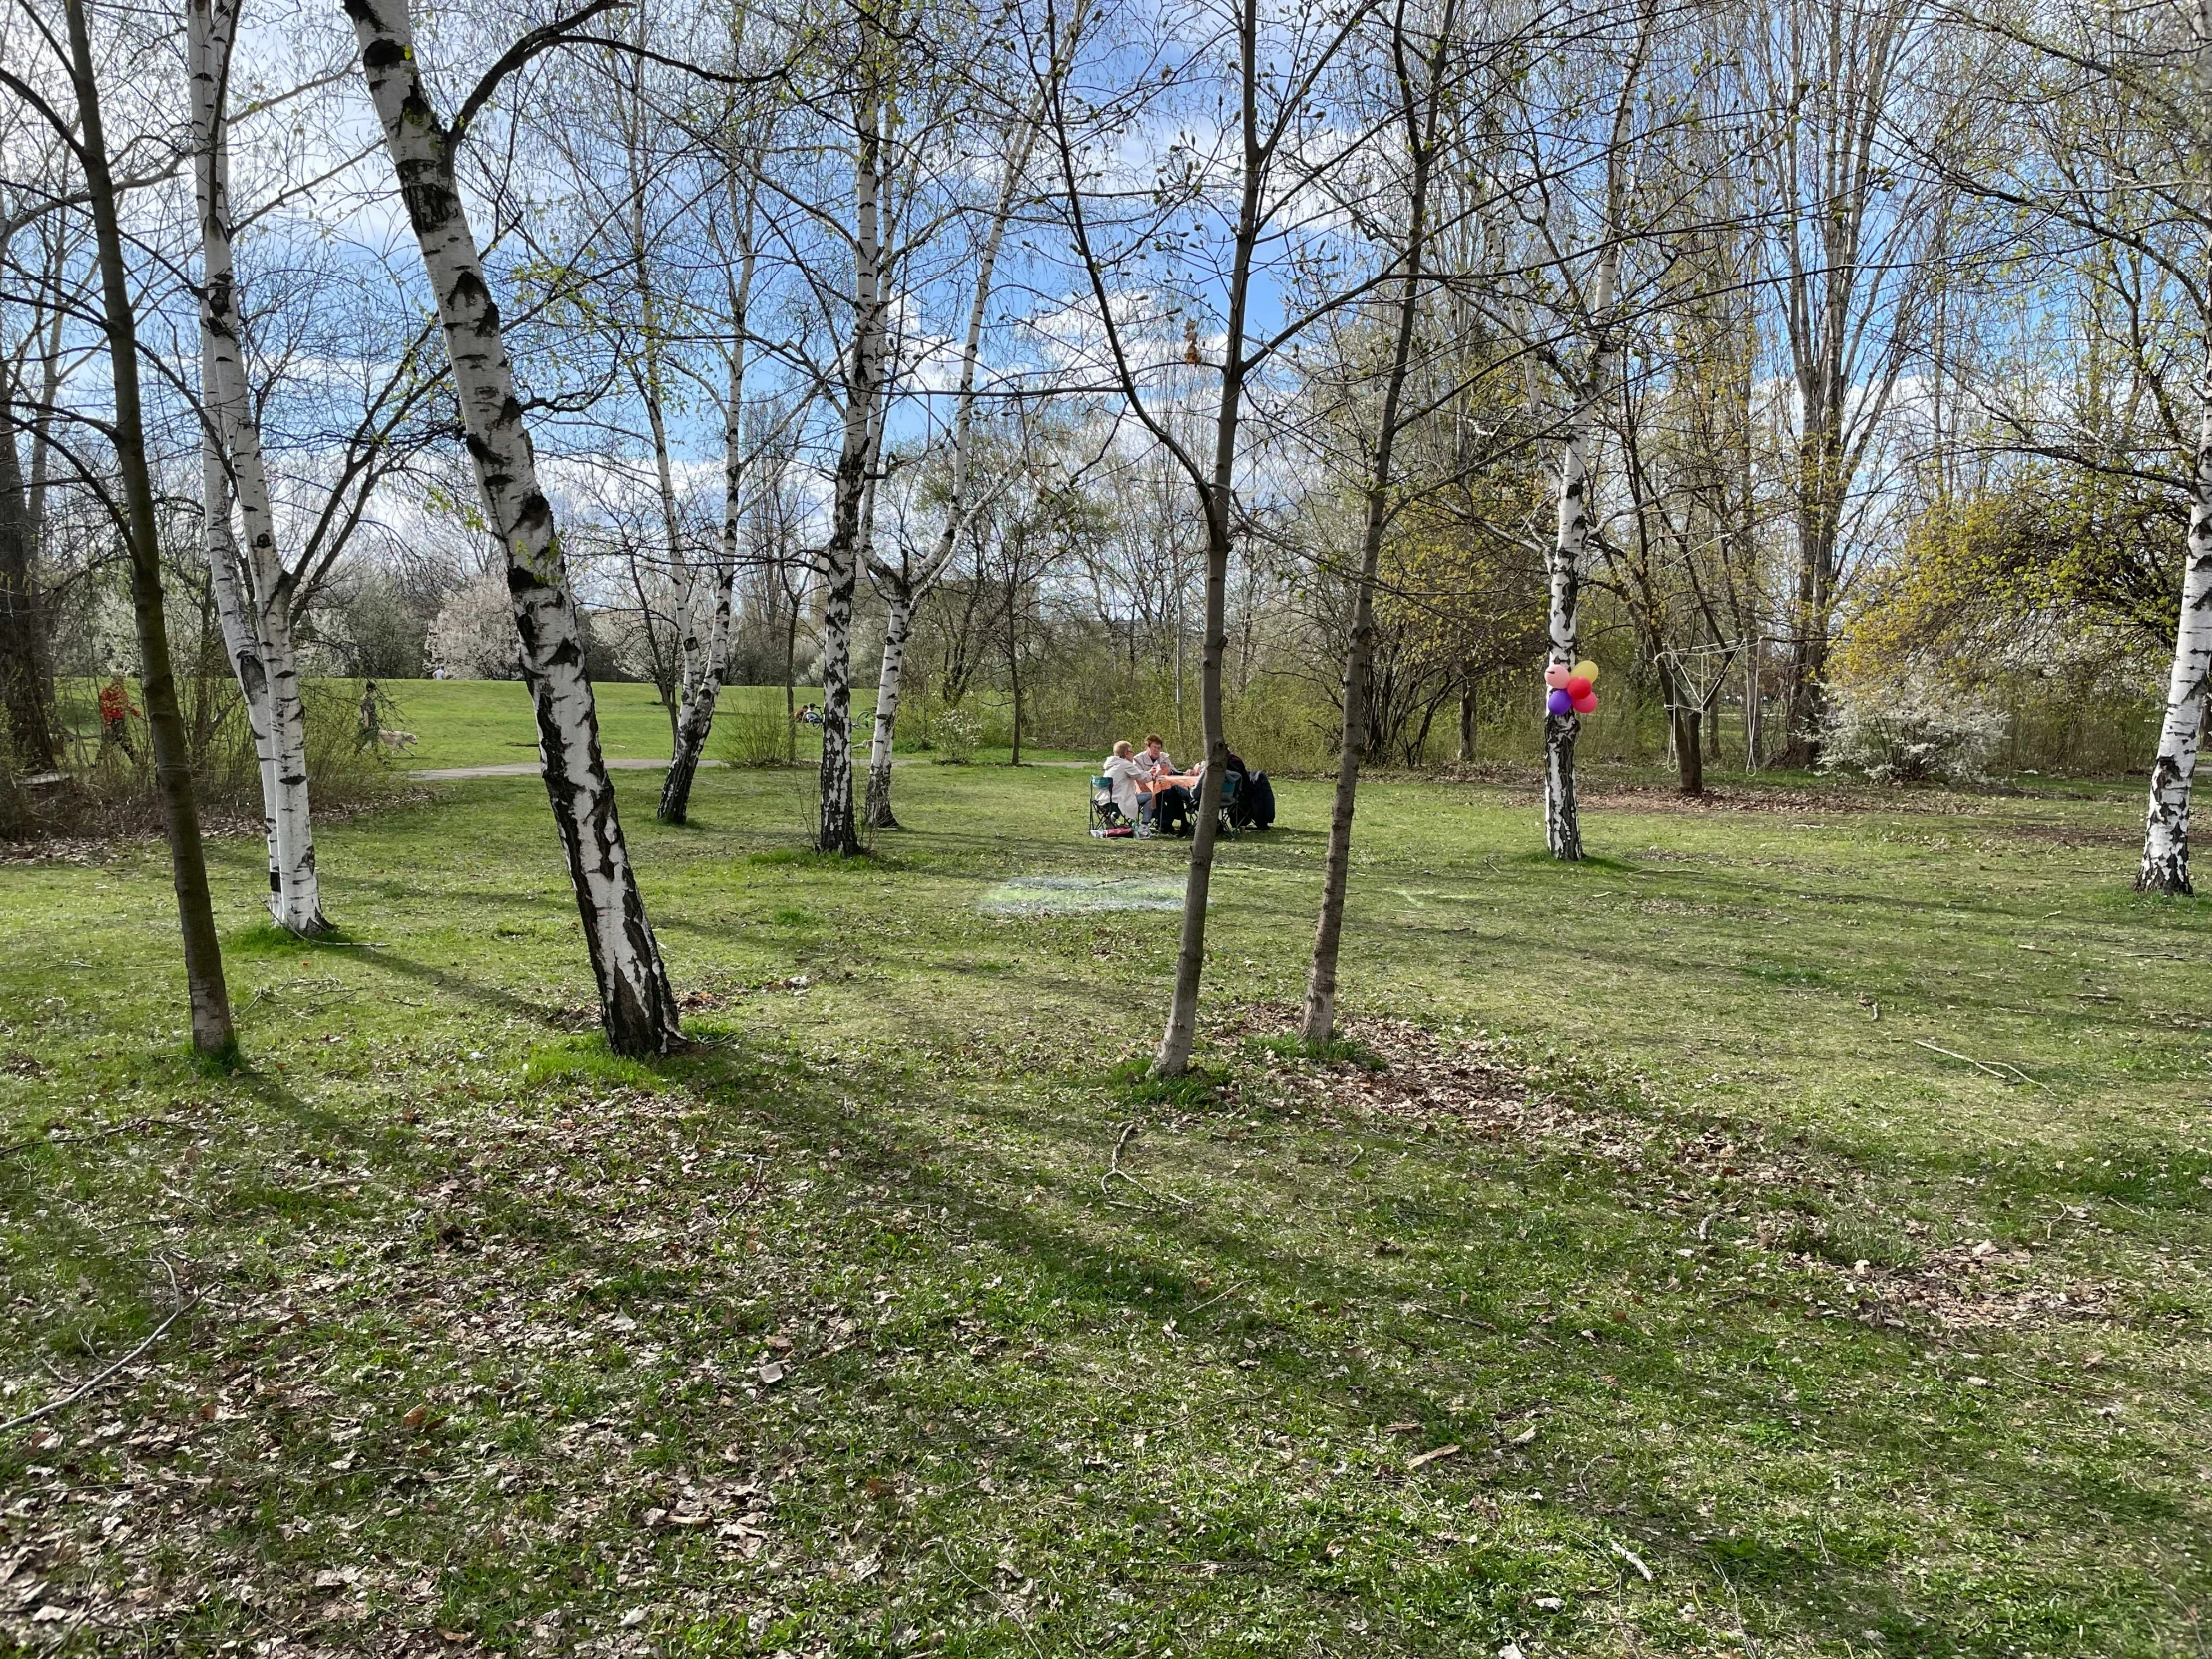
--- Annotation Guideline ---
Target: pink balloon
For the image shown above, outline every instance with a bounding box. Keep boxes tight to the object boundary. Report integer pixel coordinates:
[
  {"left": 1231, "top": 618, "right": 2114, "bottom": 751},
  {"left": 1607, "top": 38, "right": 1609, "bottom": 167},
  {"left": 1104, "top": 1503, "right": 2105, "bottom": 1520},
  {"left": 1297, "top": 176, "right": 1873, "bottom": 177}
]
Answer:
[
  {"left": 1544, "top": 664, "right": 1571, "bottom": 690},
  {"left": 1572, "top": 692, "right": 1598, "bottom": 715}
]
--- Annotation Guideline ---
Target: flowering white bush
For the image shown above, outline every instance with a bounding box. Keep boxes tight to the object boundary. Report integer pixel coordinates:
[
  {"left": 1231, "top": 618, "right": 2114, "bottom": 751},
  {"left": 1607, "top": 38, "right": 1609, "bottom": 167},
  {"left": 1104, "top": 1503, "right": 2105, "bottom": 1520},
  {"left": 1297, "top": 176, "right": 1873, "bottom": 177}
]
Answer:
[
  {"left": 426, "top": 573, "right": 522, "bottom": 680},
  {"left": 1818, "top": 677, "right": 2006, "bottom": 785},
  {"left": 932, "top": 703, "right": 981, "bottom": 764}
]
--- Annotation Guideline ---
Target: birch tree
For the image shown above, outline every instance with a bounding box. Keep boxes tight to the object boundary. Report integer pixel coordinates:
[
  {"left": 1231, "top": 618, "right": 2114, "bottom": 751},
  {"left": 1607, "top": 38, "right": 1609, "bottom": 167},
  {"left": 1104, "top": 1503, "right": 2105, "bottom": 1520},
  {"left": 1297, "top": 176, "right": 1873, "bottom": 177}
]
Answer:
[
  {"left": 344, "top": 0, "right": 681, "bottom": 1053},
  {"left": 1516, "top": 1, "right": 1654, "bottom": 859},
  {"left": 861, "top": 71, "right": 1061, "bottom": 829},
  {"left": 190, "top": 0, "right": 326, "bottom": 932},
  {"left": 1942, "top": 0, "right": 2212, "bottom": 888},
  {"left": 659, "top": 143, "right": 761, "bottom": 824},
  {"left": 810, "top": 0, "right": 890, "bottom": 855}
]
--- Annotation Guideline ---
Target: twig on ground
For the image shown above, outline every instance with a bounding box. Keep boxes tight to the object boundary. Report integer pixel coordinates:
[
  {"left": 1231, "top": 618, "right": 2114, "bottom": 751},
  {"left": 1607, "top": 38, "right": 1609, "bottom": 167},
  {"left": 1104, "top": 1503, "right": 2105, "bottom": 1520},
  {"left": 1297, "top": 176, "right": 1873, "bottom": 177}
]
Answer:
[
  {"left": 1101, "top": 1121, "right": 1190, "bottom": 1209},
  {"left": 1102, "top": 1121, "right": 1137, "bottom": 1196},
  {"left": 0, "top": 1292, "right": 201, "bottom": 1435},
  {"left": 1416, "top": 1305, "right": 1498, "bottom": 1330},
  {"left": 939, "top": 1540, "right": 1045, "bottom": 1659},
  {"left": 0, "top": 1114, "right": 197, "bottom": 1161},
  {"left": 1912, "top": 1039, "right": 2041, "bottom": 1089},
  {"left": 1714, "top": 1560, "right": 1760, "bottom": 1658}
]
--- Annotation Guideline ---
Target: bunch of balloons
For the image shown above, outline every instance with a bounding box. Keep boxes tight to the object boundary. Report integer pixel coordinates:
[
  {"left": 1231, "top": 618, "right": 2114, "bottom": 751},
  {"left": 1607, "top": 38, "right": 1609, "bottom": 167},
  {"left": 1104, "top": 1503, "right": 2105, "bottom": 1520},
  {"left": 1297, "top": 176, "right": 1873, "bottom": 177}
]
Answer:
[{"left": 1543, "top": 659, "right": 1600, "bottom": 718}]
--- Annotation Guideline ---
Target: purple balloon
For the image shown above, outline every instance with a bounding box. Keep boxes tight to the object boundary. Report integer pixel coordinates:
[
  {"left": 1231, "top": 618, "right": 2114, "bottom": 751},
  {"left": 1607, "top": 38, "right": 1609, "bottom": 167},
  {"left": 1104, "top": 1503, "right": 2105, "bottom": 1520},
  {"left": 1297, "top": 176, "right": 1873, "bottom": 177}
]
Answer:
[{"left": 1546, "top": 687, "right": 1574, "bottom": 716}]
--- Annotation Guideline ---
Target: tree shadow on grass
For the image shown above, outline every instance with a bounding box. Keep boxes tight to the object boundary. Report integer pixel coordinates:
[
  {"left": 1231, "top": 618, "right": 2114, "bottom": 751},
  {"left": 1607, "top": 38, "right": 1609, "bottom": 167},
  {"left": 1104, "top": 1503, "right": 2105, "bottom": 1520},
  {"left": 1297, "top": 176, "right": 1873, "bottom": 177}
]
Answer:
[
  {"left": 9, "top": 997, "right": 2181, "bottom": 1655},
  {"left": 565, "top": 1034, "right": 2180, "bottom": 1656},
  {"left": 344, "top": 943, "right": 587, "bottom": 1031}
]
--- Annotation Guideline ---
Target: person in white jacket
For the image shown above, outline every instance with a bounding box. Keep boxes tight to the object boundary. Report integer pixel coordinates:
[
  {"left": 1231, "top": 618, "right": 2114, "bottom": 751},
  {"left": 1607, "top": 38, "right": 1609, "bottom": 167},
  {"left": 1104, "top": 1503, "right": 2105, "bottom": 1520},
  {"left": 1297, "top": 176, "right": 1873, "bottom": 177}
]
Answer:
[{"left": 1102, "top": 741, "right": 1157, "bottom": 834}]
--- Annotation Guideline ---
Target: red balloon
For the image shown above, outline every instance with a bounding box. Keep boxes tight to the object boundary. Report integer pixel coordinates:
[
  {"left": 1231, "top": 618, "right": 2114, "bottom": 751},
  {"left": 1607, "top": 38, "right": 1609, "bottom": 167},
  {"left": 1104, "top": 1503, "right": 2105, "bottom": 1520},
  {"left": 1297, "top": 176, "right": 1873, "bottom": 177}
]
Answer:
[
  {"left": 1572, "top": 692, "right": 1598, "bottom": 715},
  {"left": 1566, "top": 675, "right": 1593, "bottom": 699}
]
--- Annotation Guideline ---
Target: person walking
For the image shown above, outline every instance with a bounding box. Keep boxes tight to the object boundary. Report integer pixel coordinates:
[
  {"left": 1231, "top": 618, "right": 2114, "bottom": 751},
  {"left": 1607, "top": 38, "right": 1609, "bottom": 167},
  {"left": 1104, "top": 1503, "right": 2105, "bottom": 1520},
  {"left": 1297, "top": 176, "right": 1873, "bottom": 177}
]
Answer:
[
  {"left": 357, "top": 680, "right": 382, "bottom": 749},
  {"left": 97, "top": 674, "right": 139, "bottom": 758}
]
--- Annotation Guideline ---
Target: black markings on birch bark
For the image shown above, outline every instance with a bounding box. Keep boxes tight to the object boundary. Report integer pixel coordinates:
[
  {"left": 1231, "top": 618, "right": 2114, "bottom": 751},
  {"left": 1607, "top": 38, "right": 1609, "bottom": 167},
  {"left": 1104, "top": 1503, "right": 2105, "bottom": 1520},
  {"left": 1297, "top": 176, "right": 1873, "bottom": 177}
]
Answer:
[
  {"left": 2138, "top": 0, "right": 2212, "bottom": 894},
  {"left": 862, "top": 73, "right": 1053, "bottom": 830},
  {"left": 661, "top": 161, "right": 759, "bottom": 825},
  {"left": 2139, "top": 355, "right": 2212, "bottom": 894},
  {"left": 346, "top": 0, "right": 678, "bottom": 1053},
  {"left": 816, "top": 70, "right": 886, "bottom": 857},
  {"left": 193, "top": 0, "right": 325, "bottom": 933}
]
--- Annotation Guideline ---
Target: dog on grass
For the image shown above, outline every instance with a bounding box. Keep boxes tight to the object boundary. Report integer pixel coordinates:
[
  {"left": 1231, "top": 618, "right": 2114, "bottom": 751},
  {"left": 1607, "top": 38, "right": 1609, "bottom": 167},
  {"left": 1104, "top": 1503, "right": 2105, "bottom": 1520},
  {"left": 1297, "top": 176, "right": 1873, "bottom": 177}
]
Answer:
[{"left": 376, "top": 729, "right": 419, "bottom": 753}]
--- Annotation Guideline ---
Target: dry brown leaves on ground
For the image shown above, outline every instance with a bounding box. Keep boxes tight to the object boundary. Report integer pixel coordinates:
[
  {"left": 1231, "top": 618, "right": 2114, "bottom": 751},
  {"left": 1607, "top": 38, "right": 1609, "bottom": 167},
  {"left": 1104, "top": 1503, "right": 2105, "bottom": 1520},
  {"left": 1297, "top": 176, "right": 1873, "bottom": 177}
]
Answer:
[{"left": 1223, "top": 1005, "right": 2116, "bottom": 1337}]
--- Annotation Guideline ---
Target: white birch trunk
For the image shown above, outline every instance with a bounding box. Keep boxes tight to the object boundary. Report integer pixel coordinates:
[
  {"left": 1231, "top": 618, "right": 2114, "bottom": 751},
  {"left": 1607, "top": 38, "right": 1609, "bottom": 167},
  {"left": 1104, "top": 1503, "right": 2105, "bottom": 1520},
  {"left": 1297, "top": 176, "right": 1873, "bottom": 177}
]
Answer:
[
  {"left": 2140, "top": 1, "right": 2212, "bottom": 894},
  {"left": 1544, "top": 417, "right": 1591, "bottom": 862},
  {"left": 2140, "top": 346, "right": 2212, "bottom": 893},
  {"left": 863, "top": 590, "right": 912, "bottom": 827},
  {"left": 1542, "top": 238, "right": 1620, "bottom": 864},
  {"left": 643, "top": 376, "right": 687, "bottom": 745},
  {"left": 861, "top": 96, "right": 1042, "bottom": 830},
  {"left": 192, "top": 0, "right": 325, "bottom": 932},
  {"left": 816, "top": 86, "right": 885, "bottom": 855},
  {"left": 660, "top": 182, "right": 757, "bottom": 825},
  {"left": 346, "top": 0, "right": 679, "bottom": 1053},
  {"left": 198, "top": 419, "right": 280, "bottom": 904}
]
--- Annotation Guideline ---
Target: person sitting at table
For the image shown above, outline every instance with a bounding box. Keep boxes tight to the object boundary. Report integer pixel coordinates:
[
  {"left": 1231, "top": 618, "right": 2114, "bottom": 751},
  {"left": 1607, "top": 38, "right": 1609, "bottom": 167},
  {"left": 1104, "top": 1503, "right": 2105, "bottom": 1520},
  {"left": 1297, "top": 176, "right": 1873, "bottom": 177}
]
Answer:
[
  {"left": 1102, "top": 741, "right": 1153, "bottom": 832},
  {"left": 1150, "top": 760, "right": 1208, "bottom": 836}
]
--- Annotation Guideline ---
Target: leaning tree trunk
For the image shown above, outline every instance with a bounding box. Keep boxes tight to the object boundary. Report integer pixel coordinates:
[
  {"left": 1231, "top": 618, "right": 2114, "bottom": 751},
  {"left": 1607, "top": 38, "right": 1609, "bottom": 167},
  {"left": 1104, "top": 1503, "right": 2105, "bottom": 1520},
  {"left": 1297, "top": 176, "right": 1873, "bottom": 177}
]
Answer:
[
  {"left": 198, "top": 411, "right": 282, "bottom": 903},
  {"left": 2139, "top": 11, "right": 2212, "bottom": 893},
  {"left": 68, "top": 0, "right": 233, "bottom": 1053},
  {"left": 815, "top": 89, "right": 886, "bottom": 856},
  {"left": 193, "top": 0, "right": 326, "bottom": 933},
  {"left": 660, "top": 552, "right": 733, "bottom": 823},
  {"left": 660, "top": 189, "right": 756, "bottom": 825},
  {"left": 2140, "top": 360, "right": 2212, "bottom": 893},
  {"left": 346, "top": 0, "right": 679, "bottom": 1053},
  {"left": 863, "top": 588, "right": 912, "bottom": 828},
  {"left": 860, "top": 78, "right": 1044, "bottom": 830},
  {"left": 1302, "top": 52, "right": 1437, "bottom": 1046}
]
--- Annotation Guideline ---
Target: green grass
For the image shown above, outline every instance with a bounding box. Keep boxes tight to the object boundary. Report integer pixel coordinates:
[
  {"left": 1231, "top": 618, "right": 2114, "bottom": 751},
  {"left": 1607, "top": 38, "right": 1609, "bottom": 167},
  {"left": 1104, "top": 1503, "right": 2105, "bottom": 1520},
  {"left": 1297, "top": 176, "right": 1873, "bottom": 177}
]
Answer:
[
  {"left": 354, "top": 678, "right": 1088, "bottom": 772},
  {"left": 1, "top": 685, "right": 2207, "bottom": 1655}
]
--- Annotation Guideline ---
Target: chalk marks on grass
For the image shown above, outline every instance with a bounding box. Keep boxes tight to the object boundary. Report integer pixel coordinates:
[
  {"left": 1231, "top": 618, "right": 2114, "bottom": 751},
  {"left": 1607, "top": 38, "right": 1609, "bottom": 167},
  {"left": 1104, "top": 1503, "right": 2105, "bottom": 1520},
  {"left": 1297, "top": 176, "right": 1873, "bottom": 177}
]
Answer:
[{"left": 979, "top": 875, "right": 1199, "bottom": 916}]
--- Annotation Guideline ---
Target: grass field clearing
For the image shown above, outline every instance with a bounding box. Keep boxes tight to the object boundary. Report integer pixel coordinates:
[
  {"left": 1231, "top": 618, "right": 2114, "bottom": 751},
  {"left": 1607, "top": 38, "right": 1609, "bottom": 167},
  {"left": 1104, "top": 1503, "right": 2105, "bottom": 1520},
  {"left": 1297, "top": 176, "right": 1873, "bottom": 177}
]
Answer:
[{"left": 0, "top": 687, "right": 2205, "bottom": 1656}]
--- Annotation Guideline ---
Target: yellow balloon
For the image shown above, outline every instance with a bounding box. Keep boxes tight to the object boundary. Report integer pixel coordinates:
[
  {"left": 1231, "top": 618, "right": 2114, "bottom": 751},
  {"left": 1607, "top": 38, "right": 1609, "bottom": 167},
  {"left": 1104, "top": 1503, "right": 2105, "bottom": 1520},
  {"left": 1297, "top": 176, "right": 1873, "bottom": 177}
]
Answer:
[{"left": 1573, "top": 659, "right": 1599, "bottom": 685}]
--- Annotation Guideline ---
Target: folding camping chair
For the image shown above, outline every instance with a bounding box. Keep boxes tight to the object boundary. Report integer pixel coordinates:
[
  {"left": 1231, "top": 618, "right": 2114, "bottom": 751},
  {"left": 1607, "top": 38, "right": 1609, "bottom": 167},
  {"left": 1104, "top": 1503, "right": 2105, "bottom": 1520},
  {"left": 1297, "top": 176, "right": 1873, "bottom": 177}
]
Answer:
[
  {"left": 1215, "top": 770, "right": 1243, "bottom": 838},
  {"left": 1089, "top": 774, "right": 1133, "bottom": 837}
]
